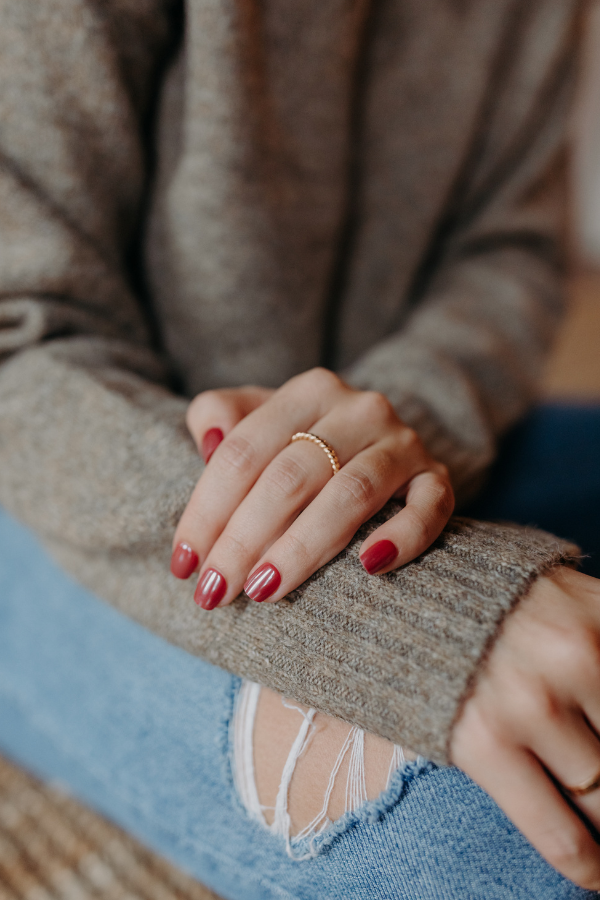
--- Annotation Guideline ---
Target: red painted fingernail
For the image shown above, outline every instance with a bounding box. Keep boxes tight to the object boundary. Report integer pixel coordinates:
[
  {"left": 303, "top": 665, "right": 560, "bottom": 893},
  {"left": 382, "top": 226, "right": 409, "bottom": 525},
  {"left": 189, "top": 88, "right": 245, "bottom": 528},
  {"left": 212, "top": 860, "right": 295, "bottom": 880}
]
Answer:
[
  {"left": 194, "top": 568, "right": 227, "bottom": 610},
  {"left": 244, "top": 563, "right": 282, "bottom": 603},
  {"left": 170, "top": 543, "right": 199, "bottom": 580},
  {"left": 360, "top": 539, "right": 398, "bottom": 575},
  {"left": 202, "top": 428, "right": 224, "bottom": 463}
]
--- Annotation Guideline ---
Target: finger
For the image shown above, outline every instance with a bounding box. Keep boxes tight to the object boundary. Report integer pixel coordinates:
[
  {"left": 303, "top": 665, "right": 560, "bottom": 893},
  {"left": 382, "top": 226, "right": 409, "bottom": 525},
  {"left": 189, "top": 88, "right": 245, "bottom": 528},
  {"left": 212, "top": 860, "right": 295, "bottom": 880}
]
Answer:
[
  {"left": 357, "top": 468, "right": 454, "bottom": 574},
  {"left": 452, "top": 710, "right": 600, "bottom": 890},
  {"left": 238, "top": 437, "right": 425, "bottom": 605},
  {"left": 186, "top": 386, "right": 274, "bottom": 462},
  {"left": 524, "top": 703, "right": 600, "bottom": 834},
  {"left": 173, "top": 369, "right": 348, "bottom": 576}
]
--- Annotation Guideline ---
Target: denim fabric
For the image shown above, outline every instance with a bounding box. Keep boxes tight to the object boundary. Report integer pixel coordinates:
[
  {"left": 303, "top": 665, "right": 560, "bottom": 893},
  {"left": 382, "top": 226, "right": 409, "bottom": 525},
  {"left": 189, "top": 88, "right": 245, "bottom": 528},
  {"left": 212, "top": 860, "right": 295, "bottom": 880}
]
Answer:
[{"left": 0, "top": 404, "right": 599, "bottom": 899}]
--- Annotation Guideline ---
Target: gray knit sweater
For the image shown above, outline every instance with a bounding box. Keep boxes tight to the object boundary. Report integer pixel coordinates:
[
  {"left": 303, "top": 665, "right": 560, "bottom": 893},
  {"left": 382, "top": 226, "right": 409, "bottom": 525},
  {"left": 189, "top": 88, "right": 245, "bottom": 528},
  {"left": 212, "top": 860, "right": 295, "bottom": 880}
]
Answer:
[{"left": 0, "top": 0, "right": 581, "bottom": 763}]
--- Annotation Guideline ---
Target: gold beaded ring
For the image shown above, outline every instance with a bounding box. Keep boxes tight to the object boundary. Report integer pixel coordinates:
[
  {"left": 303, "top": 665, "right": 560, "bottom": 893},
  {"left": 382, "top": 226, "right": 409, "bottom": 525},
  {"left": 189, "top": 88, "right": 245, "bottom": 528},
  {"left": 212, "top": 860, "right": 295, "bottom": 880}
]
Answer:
[{"left": 290, "top": 432, "right": 340, "bottom": 477}]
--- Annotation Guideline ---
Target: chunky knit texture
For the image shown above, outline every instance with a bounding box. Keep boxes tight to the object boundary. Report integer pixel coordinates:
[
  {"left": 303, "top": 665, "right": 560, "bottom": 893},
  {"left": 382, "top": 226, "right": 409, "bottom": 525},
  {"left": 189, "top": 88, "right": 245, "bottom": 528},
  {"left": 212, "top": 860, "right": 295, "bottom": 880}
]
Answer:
[{"left": 0, "top": 0, "right": 583, "bottom": 761}]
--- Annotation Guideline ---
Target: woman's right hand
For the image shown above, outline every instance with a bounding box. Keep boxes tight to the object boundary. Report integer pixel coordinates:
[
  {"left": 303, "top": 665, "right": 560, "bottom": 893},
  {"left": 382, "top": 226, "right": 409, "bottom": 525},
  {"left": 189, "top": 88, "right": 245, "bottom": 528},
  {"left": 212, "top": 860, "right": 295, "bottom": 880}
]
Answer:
[{"left": 451, "top": 566, "right": 600, "bottom": 890}]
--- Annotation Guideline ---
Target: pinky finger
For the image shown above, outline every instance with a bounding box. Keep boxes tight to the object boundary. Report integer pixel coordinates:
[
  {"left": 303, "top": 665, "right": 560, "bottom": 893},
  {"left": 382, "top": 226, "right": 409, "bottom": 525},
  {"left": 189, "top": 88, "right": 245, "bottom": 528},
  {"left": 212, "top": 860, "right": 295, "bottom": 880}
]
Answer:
[{"left": 359, "top": 470, "right": 454, "bottom": 574}]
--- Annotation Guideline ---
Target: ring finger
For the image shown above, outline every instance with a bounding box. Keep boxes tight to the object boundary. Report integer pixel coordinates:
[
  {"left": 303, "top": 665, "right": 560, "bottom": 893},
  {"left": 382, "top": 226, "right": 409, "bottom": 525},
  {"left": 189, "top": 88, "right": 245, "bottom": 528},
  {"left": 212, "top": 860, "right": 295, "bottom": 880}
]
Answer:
[{"left": 526, "top": 705, "right": 600, "bottom": 830}]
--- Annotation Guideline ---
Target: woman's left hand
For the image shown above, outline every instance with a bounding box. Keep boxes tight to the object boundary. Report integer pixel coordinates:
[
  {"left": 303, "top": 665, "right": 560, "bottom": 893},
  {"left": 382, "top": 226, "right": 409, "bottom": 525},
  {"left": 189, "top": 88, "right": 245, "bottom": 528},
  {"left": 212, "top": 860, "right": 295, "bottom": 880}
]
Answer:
[{"left": 170, "top": 368, "right": 454, "bottom": 609}]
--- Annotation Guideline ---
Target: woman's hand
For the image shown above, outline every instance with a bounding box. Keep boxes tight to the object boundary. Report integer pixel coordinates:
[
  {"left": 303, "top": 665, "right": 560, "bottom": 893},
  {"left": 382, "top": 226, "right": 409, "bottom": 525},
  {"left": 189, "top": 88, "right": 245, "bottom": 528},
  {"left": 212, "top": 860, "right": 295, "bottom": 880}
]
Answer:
[
  {"left": 451, "top": 567, "right": 600, "bottom": 890},
  {"left": 170, "top": 368, "right": 454, "bottom": 608}
]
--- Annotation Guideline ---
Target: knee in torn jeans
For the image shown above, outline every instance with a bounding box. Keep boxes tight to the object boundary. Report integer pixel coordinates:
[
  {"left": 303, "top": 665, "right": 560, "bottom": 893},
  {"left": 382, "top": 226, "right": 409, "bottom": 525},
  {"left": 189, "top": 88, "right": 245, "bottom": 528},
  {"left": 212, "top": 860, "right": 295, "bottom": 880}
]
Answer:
[{"left": 232, "top": 681, "right": 417, "bottom": 859}]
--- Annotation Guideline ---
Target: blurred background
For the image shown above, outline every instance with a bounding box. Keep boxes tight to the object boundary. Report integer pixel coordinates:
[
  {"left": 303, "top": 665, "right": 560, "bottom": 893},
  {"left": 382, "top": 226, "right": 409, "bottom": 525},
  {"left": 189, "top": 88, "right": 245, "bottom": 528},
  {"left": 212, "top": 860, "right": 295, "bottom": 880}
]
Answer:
[{"left": 552, "top": 0, "right": 600, "bottom": 400}]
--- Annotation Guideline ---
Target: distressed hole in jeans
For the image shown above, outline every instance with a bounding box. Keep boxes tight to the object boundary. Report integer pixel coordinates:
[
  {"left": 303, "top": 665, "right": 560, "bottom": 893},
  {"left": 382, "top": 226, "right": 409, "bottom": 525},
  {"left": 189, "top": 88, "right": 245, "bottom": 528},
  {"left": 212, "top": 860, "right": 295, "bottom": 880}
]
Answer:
[{"left": 232, "top": 680, "right": 417, "bottom": 859}]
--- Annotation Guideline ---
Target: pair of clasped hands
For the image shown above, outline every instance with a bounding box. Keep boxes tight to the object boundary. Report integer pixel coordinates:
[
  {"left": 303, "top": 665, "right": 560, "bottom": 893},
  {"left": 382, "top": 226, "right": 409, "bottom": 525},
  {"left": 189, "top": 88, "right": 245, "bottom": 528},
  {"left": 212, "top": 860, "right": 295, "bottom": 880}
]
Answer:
[{"left": 170, "top": 368, "right": 600, "bottom": 890}]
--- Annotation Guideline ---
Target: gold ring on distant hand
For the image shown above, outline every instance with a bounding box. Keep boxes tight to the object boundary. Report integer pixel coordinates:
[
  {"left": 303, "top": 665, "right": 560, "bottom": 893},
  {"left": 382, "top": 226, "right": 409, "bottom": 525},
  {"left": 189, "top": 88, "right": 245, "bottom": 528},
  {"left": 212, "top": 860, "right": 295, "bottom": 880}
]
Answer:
[
  {"left": 290, "top": 432, "right": 340, "bottom": 476},
  {"left": 565, "top": 770, "right": 600, "bottom": 797}
]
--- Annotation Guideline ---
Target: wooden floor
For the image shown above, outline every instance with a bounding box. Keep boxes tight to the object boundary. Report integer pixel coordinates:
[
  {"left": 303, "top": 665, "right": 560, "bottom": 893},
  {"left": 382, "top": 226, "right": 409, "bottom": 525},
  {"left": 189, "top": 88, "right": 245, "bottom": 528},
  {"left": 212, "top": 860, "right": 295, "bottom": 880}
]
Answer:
[
  {"left": 1, "top": 272, "right": 599, "bottom": 900},
  {"left": 0, "top": 754, "right": 222, "bottom": 900}
]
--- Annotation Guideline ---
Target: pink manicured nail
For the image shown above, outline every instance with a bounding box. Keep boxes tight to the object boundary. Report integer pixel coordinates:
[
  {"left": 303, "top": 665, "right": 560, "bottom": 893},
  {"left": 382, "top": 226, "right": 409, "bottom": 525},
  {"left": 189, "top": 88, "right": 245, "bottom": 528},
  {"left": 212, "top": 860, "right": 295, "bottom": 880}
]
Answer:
[
  {"left": 194, "top": 568, "right": 227, "bottom": 610},
  {"left": 170, "top": 543, "right": 199, "bottom": 580},
  {"left": 244, "top": 563, "right": 282, "bottom": 603},
  {"left": 202, "top": 428, "right": 224, "bottom": 463},
  {"left": 360, "top": 539, "right": 398, "bottom": 575}
]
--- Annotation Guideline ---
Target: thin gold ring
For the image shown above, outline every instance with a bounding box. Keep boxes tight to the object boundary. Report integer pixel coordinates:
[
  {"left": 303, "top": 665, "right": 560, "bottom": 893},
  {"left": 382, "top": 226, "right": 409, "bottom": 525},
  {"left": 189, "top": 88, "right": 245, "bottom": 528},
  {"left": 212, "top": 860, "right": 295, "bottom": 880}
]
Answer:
[
  {"left": 565, "top": 771, "right": 600, "bottom": 797},
  {"left": 290, "top": 432, "right": 340, "bottom": 476}
]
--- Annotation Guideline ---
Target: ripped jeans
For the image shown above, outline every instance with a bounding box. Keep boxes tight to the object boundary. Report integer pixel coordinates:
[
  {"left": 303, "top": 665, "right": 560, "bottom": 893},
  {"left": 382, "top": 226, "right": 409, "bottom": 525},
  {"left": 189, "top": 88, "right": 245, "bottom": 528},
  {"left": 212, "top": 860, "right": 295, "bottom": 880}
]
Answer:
[{"left": 0, "top": 509, "right": 593, "bottom": 900}]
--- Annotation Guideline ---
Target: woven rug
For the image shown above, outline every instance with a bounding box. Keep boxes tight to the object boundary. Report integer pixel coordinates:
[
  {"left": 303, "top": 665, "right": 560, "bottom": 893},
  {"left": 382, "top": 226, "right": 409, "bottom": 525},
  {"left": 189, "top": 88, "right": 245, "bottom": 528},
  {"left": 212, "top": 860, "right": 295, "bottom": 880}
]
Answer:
[{"left": 0, "top": 754, "right": 222, "bottom": 900}]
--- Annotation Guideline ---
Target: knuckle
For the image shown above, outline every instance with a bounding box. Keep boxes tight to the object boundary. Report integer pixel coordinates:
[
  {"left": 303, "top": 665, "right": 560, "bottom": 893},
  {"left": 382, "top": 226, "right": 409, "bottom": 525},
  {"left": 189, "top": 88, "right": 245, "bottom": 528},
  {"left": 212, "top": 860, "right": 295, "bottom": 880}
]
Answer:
[
  {"left": 302, "top": 366, "right": 342, "bottom": 393},
  {"left": 548, "top": 628, "right": 593, "bottom": 680},
  {"left": 218, "top": 434, "right": 257, "bottom": 474},
  {"left": 403, "top": 504, "right": 431, "bottom": 548},
  {"left": 280, "top": 530, "right": 312, "bottom": 569},
  {"left": 401, "top": 426, "right": 423, "bottom": 455},
  {"left": 215, "top": 531, "right": 252, "bottom": 566},
  {"left": 265, "top": 455, "right": 310, "bottom": 500},
  {"left": 356, "top": 390, "right": 396, "bottom": 427},
  {"left": 373, "top": 445, "right": 399, "bottom": 479},
  {"left": 427, "top": 477, "right": 455, "bottom": 520},
  {"left": 335, "top": 466, "right": 378, "bottom": 508}
]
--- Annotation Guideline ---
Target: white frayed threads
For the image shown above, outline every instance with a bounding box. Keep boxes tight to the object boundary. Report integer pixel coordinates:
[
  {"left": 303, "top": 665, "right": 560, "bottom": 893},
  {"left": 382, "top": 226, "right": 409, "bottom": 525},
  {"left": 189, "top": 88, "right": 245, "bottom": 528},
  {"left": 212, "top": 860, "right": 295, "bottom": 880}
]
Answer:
[
  {"left": 271, "top": 699, "right": 317, "bottom": 842},
  {"left": 232, "top": 680, "right": 405, "bottom": 859},
  {"left": 232, "top": 680, "right": 264, "bottom": 822},
  {"left": 345, "top": 727, "right": 367, "bottom": 813},
  {"left": 386, "top": 744, "right": 406, "bottom": 789}
]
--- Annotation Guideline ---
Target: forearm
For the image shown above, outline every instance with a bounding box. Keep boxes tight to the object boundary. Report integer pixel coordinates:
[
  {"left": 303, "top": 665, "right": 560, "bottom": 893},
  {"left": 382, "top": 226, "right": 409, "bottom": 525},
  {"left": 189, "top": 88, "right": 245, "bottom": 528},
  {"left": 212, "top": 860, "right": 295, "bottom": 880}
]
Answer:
[{"left": 45, "top": 502, "right": 578, "bottom": 764}]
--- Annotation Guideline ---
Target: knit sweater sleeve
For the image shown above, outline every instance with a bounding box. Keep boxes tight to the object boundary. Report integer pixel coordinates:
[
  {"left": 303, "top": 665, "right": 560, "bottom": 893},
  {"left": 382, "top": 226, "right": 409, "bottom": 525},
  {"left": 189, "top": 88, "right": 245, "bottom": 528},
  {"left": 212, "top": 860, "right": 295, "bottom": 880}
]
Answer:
[
  {"left": 0, "top": 0, "right": 581, "bottom": 765},
  {"left": 344, "top": 0, "right": 580, "bottom": 502}
]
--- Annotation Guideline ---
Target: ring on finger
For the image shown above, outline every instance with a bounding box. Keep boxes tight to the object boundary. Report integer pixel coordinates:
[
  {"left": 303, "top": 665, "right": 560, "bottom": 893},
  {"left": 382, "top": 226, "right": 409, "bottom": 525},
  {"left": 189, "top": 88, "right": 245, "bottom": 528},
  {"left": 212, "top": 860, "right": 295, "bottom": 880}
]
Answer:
[
  {"left": 290, "top": 432, "right": 340, "bottom": 476},
  {"left": 564, "top": 769, "right": 600, "bottom": 797}
]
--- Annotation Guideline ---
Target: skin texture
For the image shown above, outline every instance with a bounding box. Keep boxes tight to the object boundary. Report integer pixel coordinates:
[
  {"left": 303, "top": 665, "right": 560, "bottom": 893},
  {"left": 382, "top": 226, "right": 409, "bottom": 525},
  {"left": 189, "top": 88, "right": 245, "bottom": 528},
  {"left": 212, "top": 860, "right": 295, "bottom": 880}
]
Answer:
[
  {"left": 451, "top": 567, "right": 600, "bottom": 890},
  {"left": 172, "top": 368, "right": 454, "bottom": 606},
  {"left": 253, "top": 687, "right": 417, "bottom": 835}
]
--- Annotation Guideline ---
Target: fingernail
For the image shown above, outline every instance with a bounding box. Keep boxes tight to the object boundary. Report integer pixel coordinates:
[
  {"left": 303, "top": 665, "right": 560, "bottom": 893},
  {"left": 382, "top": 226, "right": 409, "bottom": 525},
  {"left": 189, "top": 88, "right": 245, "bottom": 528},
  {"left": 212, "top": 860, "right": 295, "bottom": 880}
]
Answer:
[
  {"left": 202, "top": 428, "right": 224, "bottom": 463},
  {"left": 360, "top": 539, "right": 398, "bottom": 575},
  {"left": 170, "top": 542, "right": 199, "bottom": 580},
  {"left": 194, "top": 568, "right": 227, "bottom": 610},
  {"left": 244, "top": 563, "right": 282, "bottom": 603}
]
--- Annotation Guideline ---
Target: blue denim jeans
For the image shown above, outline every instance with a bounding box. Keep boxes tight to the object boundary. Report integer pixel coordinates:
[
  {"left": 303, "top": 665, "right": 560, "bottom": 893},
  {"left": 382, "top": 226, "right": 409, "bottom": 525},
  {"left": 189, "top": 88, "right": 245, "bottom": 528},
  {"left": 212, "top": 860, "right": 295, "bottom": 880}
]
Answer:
[{"left": 1, "top": 404, "right": 599, "bottom": 900}]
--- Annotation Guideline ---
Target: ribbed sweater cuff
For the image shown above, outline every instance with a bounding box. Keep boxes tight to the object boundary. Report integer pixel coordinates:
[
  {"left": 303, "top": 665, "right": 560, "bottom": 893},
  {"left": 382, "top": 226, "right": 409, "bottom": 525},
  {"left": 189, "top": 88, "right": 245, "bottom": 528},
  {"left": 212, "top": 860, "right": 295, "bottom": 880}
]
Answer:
[
  {"left": 47, "top": 506, "right": 579, "bottom": 765},
  {"left": 225, "top": 511, "right": 578, "bottom": 764}
]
